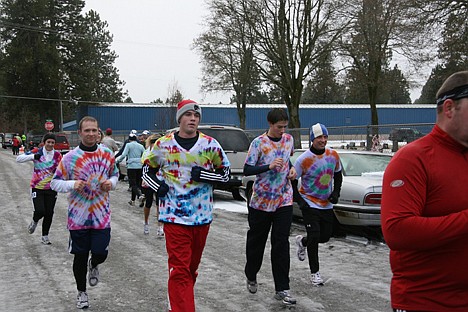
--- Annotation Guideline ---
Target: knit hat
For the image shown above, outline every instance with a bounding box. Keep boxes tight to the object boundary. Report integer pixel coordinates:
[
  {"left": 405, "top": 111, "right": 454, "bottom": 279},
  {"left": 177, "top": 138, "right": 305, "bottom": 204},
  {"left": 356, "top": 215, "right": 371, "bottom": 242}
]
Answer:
[
  {"left": 176, "top": 99, "right": 202, "bottom": 123},
  {"left": 42, "top": 133, "right": 56, "bottom": 143},
  {"left": 129, "top": 133, "right": 137, "bottom": 141},
  {"left": 310, "top": 123, "right": 328, "bottom": 141},
  {"left": 105, "top": 128, "right": 112, "bottom": 135}
]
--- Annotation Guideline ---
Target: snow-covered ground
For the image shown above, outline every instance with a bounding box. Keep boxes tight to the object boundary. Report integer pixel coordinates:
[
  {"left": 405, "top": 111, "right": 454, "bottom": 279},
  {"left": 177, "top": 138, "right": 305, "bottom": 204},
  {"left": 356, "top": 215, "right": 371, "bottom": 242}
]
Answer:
[
  {"left": 1, "top": 148, "right": 391, "bottom": 311},
  {"left": 213, "top": 191, "right": 248, "bottom": 214}
]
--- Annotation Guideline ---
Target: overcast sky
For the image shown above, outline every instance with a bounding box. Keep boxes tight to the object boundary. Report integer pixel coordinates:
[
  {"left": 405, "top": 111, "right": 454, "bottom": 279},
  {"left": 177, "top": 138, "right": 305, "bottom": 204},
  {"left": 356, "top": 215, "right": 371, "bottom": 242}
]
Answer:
[
  {"left": 84, "top": 1, "right": 429, "bottom": 105},
  {"left": 84, "top": 0, "right": 231, "bottom": 104}
]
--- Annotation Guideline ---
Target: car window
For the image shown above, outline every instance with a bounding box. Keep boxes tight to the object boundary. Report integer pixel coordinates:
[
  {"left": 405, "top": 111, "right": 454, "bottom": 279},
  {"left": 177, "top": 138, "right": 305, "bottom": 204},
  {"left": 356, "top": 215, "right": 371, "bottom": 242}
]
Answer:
[
  {"left": 291, "top": 150, "right": 305, "bottom": 164},
  {"left": 339, "top": 153, "right": 392, "bottom": 176},
  {"left": 55, "top": 136, "right": 68, "bottom": 143},
  {"left": 199, "top": 129, "right": 250, "bottom": 152}
]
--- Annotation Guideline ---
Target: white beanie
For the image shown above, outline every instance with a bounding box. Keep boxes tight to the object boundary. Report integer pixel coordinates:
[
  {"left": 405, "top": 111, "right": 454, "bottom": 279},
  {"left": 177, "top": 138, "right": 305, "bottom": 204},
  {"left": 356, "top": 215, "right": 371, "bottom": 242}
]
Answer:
[{"left": 176, "top": 99, "right": 202, "bottom": 123}]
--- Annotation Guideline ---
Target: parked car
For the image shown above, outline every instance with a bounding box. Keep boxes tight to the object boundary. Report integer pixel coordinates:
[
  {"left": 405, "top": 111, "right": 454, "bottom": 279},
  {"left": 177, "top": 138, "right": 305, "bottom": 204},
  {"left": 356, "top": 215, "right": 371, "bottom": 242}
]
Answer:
[
  {"left": 2, "top": 132, "right": 15, "bottom": 149},
  {"left": 167, "top": 125, "right": 251, "bottom": 200},
  {"left": 241, "top": 149, "right": 393, "bottom": 226},
  {"left": 53, "top": 133, "right": 70, "bottom": 154},
  {"left": 388, "top": 127, "right": 424, "bottom": 142},
  {"left": 28, "top": 134, "right": 44, "bottom": 149}
]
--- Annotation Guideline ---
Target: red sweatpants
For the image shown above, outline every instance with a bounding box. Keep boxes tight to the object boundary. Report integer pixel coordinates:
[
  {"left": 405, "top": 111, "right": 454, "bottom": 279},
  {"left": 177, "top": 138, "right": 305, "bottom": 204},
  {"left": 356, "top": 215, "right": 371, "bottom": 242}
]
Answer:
[{"left": 165, "top": 223, "right": 210, "bottom": 312}]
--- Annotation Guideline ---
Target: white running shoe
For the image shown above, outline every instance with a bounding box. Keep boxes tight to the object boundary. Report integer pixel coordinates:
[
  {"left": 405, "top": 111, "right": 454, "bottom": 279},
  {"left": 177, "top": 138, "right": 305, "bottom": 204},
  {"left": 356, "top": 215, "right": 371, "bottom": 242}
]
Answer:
[
  {"left": 28, "top": 221, "right": 38, "bottom": 234},
  {"left": 128, "top": 200, "right": 135, "bottom": 206},
  {"left": 144, "top": 223, "right": 149, "bottom": 235},
  {"left": 311, "top": 272, "right": 324, "bottom": 286},
  {"left": 41, "top": 235, "right": 51, "bottom": 245},
  {"left": 295, "top": 235, "right": 306, "bottom": 261},
  {"left": 76, "top": 291, "right": 89, "bottom": 309},
  {"left": 157, "top": 226, "right": 164, "bottom": 236},
  {"left": 274, "top": 290, "right": 297, "bottom": 305},
  {"left": 88, "top": 258, "right": 99, "bottom": 287},
  {"left": 138, "top": 194, "right": 146, "bottom": 207}
]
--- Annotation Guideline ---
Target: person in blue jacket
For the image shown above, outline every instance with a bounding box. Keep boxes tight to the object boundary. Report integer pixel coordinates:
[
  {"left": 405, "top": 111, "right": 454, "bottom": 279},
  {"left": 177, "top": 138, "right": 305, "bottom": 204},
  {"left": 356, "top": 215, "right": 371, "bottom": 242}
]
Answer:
[{"left": 116, "top": 133, "right": 146, "bottom": 206}]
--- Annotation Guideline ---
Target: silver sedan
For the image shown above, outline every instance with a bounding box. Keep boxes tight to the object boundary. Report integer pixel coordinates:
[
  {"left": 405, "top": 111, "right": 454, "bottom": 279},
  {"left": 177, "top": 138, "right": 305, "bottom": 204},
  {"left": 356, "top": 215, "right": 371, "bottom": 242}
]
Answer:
[{"left": 241, "top": 149, "right": 393, "bottom": 226}]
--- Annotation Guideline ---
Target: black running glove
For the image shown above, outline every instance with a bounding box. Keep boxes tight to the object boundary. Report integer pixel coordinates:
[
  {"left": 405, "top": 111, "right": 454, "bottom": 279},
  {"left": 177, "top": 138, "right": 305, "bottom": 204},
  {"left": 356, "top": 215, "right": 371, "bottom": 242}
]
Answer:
[
  {"left": 157, "top": 180, "right": 169, "bottom": 197},
  {"left": 191, "top": 166, "right": 230, "bottom": 184},
  {"left": 328, "top": 191, "right": 340, "bottom": 204}
]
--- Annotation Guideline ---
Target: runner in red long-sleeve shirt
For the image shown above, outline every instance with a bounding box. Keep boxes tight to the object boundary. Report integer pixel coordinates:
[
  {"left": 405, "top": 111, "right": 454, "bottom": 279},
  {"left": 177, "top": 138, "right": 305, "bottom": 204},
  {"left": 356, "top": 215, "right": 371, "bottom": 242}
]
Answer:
[{"left": 381, "top": 71, "right": 468, "bottom": 312}]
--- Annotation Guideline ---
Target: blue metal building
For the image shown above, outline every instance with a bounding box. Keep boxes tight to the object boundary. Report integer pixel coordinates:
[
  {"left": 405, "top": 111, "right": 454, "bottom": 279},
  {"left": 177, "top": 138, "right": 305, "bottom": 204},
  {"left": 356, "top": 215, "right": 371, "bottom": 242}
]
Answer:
[{"left": 68, "top": 103, "right": 436, "bottom": 132}]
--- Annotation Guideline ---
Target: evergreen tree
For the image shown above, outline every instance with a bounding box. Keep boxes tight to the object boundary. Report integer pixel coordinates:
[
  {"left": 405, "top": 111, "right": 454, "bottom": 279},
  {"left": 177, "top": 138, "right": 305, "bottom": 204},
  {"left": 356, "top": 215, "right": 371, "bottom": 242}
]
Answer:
[
  {"left": 416, "top": 13, "right": 468, "bottom": 103},
  {"left": 344, "top": 65, "right": 411, "bottom": 104},
  {"left": 302, "top": 51, "right": 345, "bottom": 104},
  {"left": 62, "top": 9, "right": 124, "bottom": 103},
  {"left": 0, "top": 0, "right": 125, "bottom": 132},
  {"left": 0, "top": 0, "right": 61, "bottom": 131},
  {"left": 384, "top": 65, "right": 411, "bottom": 104}
]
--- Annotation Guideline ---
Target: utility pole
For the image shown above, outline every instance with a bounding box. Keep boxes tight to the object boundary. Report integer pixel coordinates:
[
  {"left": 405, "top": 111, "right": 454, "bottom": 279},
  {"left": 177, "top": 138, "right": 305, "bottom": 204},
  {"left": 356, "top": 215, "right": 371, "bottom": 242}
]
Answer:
[{"left": 59, "top": 99, "right": 63, "bottom": 132}]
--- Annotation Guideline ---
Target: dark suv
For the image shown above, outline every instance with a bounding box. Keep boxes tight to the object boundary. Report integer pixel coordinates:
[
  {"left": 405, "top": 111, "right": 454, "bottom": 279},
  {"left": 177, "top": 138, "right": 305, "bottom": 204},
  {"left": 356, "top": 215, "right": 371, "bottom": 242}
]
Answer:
[
  {"left": 28, "top": 134, "right": 44, "bottom": 149},
  {"left": 389, "top": 128, "right": 424, "bottom": 143},
  {"left": 167, "top": 125, "right": 250, "bottom": 200}
]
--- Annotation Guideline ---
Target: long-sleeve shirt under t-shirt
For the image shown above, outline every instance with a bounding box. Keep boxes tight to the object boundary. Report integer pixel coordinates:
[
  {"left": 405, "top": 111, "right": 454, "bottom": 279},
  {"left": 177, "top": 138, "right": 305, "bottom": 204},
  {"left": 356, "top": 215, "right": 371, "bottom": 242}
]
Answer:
[
  {"left": 294, "top": 147, "right": 341, "bottom": 209},
  {"left": 51, "top": 144, "right": 119, "bottom": 230},
  {"left": 142, "top": 131, "right": 230, "bottom": 226},
  {"left": 16, "top": 147, "right": 62, "bottom": 190},
  {"left": 244, "top": 133, "right": 294, "bottom": 212}
]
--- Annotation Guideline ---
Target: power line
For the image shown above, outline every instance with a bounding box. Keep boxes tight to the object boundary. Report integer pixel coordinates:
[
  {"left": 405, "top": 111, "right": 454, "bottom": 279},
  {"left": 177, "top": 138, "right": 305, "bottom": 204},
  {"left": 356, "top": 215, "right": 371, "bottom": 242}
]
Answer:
[
  {"left": 0, "top": 94, "right": 99, "bottom": 105},
  {"left": 0, "top": 19, "right": 94, "bottom": 41},
  {"left": 0, "top": 19, "right": 190, "bottom": 50}
]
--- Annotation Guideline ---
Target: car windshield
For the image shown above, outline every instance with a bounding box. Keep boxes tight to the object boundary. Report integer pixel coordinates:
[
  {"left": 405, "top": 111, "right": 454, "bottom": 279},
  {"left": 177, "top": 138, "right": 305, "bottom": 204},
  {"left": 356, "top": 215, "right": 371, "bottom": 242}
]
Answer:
[
  {"left": 339, "top": 153, "right": 392, "bottom": 176},
  {"left": 199, "top": 128, "right": 250, "bottom": 152},
  {"left": 55, "top": 136, "right": 67, "bottom": 143}
]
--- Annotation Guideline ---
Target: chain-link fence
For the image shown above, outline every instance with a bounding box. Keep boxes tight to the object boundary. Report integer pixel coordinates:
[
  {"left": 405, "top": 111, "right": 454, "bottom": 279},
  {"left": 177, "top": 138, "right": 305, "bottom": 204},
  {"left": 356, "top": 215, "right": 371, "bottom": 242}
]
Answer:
[
  {"left": 244, "top": 123, "right": 434, "bottom": 153},
  {"left": 63, "top": 122, "right": 434, "bottom": 153}
]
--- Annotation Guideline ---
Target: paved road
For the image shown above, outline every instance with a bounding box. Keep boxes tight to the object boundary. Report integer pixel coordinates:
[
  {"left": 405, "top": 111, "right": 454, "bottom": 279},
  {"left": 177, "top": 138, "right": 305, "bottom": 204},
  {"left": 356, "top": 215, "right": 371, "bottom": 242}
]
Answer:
[{"left": 0, "top": 149, "right": 392, "bottom": 311}]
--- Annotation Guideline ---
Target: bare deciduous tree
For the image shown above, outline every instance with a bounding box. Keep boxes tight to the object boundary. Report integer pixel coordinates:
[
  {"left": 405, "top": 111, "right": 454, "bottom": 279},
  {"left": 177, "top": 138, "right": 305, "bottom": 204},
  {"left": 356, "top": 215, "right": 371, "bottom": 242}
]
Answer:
[
  {"left": 243, "top": 0, "right": 348, "bottom": 147},
  {"left": 193, "top": 0, "right": 261, "bottom": 129},
  {"left": 339, "top": 0, "right": 431, "bottom": 131}
]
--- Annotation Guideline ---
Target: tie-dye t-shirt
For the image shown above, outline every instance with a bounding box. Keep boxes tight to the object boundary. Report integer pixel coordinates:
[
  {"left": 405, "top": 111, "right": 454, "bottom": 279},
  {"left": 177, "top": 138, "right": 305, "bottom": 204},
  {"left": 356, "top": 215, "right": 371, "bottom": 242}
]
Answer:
[
  {"left": 245, "top": 133, "right": 294, "bottom": 212},
  {"left": 52, "top": 145, "right": 119, "bottom": 230},
  {"left": 294, "top": 148, "right": 341, "bottom": 209},
  {"left": 143, "top": 132, "right": 230, "bottom": 226},
  {"left": 31, "top": 149, "right": 62, "bottom": 190}
]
